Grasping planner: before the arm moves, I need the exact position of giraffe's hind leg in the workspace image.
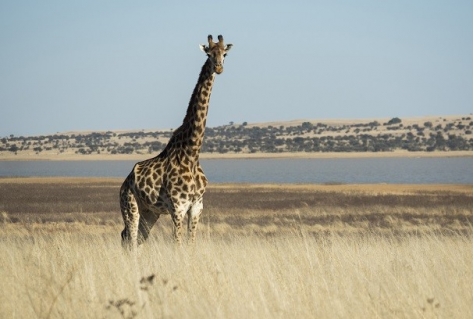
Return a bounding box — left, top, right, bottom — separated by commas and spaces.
137, 209, 160, 245
120, 186, 140, 250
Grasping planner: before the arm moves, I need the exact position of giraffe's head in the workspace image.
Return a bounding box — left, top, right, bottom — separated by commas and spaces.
199, 35, 232, 75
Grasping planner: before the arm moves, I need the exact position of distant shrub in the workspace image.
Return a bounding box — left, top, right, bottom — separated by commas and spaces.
386, 117, 402, 125
8, 145, 18, 152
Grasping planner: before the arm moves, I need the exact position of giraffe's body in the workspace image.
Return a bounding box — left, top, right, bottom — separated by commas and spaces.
120, 35, 232, 248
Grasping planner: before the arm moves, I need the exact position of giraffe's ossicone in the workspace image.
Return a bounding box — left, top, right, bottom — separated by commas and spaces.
120, 35, 232, 248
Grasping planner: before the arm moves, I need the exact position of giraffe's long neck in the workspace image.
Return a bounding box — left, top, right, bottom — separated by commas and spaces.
163, 58, 215, 161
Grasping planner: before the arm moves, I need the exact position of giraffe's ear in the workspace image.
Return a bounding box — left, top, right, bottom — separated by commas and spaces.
225, 44, 233, 52
199, 44, 209, 54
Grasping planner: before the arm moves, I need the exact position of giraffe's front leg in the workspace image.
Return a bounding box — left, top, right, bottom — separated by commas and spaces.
171, 205, 187, 245
187, 197, 203, 244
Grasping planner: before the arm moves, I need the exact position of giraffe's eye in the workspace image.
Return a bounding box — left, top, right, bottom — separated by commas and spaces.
223, 53, 227, 57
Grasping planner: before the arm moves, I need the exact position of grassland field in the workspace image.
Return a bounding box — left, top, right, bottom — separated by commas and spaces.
0, 177, 472, 318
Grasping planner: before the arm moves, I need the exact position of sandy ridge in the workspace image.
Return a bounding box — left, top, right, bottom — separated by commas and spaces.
1, 114, 472, 160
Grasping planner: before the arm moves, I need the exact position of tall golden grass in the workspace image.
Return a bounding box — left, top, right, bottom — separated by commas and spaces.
0, 223, 471, 319
0, 178, 471, 318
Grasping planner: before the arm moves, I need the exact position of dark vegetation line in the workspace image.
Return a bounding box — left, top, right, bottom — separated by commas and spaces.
1, 117, 472, 155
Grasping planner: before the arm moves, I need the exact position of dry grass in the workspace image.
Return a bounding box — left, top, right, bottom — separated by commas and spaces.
0, 226, 471, 318
0, 178, 472, 318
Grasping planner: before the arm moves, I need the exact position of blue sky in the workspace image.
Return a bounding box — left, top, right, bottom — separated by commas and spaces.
0, 1, 472, 137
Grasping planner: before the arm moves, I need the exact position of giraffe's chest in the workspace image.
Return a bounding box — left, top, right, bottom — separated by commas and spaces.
164, 163, 206, 197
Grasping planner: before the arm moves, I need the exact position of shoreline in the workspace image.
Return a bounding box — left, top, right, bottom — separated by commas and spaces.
0, 150, 471, 161
208, 182, 473, 193
0, 177, 471, 193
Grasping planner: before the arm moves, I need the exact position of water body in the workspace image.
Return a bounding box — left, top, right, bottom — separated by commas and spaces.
0, 157, 471, 184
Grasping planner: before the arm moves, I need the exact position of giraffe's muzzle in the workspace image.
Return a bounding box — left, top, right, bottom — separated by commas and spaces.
215, 65, 223, 74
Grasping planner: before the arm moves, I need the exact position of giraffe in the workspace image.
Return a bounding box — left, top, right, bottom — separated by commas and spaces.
119, 35, 232, 248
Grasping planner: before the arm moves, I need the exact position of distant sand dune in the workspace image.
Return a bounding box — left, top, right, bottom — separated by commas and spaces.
1, 114, 472, 160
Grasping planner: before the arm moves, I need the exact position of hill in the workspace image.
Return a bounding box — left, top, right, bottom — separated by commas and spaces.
0, 115, 472, 160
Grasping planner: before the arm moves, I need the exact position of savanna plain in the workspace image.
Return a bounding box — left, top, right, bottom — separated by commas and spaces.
0, 177, 472, 318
